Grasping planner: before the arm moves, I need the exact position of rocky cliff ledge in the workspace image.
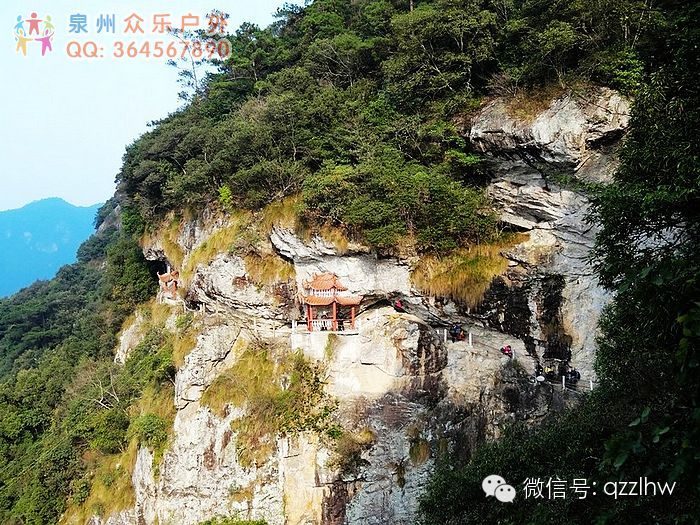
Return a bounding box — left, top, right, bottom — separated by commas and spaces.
95, 88, 629, 525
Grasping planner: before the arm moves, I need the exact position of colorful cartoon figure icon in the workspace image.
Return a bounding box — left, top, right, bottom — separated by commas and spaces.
36, 29, 54, 56
14, 13, 54, 56
15, 29, 32, 56
26, 12, 42, 35
43, 15, 54, 32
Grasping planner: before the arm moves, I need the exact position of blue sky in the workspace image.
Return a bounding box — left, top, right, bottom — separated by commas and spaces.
0, 1, 303, 211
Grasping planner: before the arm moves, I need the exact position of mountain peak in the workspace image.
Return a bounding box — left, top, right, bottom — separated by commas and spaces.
7, 197, 102, 213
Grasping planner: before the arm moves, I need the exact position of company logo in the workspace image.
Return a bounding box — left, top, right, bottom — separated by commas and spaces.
13, 12, 54, 56
482, 474, 516, 503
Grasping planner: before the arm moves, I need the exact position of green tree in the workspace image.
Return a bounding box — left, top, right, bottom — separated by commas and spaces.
385, 0, 498, 104
105, 237, 156, 319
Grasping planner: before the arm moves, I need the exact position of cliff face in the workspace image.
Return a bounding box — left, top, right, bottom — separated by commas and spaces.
95, 88, 629, 525
468, 87, 629, 379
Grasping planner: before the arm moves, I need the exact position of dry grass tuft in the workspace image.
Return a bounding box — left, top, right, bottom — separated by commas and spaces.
261, 195, 303, 233
59, 441, 139, 524
243, 253, 296, 286
318, 224, 350, 254
131, 384, 176, 425
412, 235, 528, 307
330, 428, 376, 476
141, 214, 186, 270
146, 198, 307, 293
181, 218, 248, 283
504, 84, 567, 122
172, 326, 198, 368
199, 339, 250, 418
202, 342, 282, 468
201, 340, 337, 469
324, 333, 340, 361
409, 438, 431, 465
144, 301, 173, 326
229, 481, 256, 505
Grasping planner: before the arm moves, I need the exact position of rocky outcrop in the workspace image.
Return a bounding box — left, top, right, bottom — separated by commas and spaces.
97, 87, 628, 525
270, 227, 413, 299
175, 322, 241, 409
186, 254, 284, 319
115, 312, 146, 365
98, 297, 555, 525
470, 87, 630, 182
458, 87, 630, 379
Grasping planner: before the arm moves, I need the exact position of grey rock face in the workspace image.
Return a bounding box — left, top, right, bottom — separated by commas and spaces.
462, 88, 630, 379
175, 323, 241, 409
470, 87, 630, 182
270, 227, 413, 299
186, 253, 282, 319
115, 312, 146, 365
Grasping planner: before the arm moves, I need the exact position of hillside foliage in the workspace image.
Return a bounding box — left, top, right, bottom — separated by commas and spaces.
115, 0, 654, 251
0, 216, 159, 524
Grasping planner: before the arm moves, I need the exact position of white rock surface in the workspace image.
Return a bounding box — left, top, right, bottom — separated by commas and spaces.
115, 312, 146, 365
271, 227, 413, 298
470, 87, 630, 182
186, 254, 281, 318
175, 323, 241, 409
464, 88, 629, 379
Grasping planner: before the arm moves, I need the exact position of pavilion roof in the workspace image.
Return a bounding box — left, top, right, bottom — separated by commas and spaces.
336, 295, 363, 306
304, 272, 348, 291
303, 294, 363, 306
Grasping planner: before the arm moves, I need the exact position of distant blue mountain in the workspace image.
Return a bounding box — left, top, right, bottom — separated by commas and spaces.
0, 198, 101, 297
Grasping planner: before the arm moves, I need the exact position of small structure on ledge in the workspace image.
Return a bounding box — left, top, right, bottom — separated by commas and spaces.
158, 269, 180, 300
301, 273, 363, 332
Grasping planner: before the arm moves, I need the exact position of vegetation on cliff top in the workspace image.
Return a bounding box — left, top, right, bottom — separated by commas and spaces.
114, 0, 651, 253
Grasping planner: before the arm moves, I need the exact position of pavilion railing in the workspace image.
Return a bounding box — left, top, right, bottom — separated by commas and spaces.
309, 289, 335, 297
294, 319, 358, 333
311, 319, 333, 331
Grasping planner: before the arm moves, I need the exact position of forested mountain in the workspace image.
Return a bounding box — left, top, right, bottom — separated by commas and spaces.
0, 1, 698, 524
0, 199, 101, 297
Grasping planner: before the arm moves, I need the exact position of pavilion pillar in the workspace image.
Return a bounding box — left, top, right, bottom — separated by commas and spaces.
350, 306, 356, 329
332, 301, 338, 331
307, 304, 312, 331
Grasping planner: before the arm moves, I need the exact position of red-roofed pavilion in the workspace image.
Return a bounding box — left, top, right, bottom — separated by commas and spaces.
301, 273, 363, 331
